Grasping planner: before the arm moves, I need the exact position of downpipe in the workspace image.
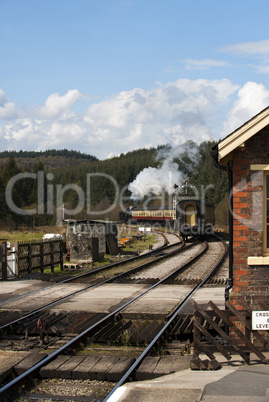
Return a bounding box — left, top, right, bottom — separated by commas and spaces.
225, 160, 233, 304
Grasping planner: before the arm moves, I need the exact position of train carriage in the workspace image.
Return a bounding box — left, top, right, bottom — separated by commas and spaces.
131, 206, 174, 223
119, 206, 174, 224
176, 199, 215, 241
119, 199, 215, 239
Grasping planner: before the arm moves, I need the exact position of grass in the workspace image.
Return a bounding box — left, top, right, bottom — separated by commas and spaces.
117, 224, 160, 255
119, 233, 158, 254
43, 265, 63, 274
0, 225, 66, 242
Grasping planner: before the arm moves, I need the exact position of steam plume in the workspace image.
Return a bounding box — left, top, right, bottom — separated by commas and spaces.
128, 141, 199, 200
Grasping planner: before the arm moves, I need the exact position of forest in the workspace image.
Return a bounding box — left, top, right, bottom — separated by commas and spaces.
0, 149, 98, 161
0, 141, 229, 229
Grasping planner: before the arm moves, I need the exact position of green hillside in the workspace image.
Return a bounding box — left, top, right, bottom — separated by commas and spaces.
0, 149, 98, 170
0, 142, 228, 228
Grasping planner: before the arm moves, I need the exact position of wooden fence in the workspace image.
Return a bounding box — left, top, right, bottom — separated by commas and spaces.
0, 240, 64, 279
191, 300, 269, 370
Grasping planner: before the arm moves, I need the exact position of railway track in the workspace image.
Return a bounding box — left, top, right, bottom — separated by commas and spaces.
0, 231, 170, 302
0, 231, 179, 305
0, 234, 228, 401
0, 233, 182, 329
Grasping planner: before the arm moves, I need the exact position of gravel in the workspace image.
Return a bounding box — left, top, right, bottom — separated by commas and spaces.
131, 242, 206, 280
16, 378, 116, 401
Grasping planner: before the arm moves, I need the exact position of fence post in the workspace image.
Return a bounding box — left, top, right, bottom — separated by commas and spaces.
245, 312, 251, 365
17, 242, 21, 276
50, 241, 54, 273
193, 302, 200, 359
0, 242, 7, 281
13, 241, 19, 276
59, 241, 63, 271
0, 245, 2, 280
40, 242, 44, 273
28, 243, 32, 274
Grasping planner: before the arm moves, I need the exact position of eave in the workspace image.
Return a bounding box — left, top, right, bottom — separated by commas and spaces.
218, 106, 269, 164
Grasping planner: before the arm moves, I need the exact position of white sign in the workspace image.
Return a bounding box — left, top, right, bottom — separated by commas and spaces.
252, 311, 269, 330
139, 227, 151, 232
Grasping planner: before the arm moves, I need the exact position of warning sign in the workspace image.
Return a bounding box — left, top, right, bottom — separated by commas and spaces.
252, 311, 269, 330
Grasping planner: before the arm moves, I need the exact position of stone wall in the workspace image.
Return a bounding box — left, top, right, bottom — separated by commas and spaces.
68, 222, 106, 262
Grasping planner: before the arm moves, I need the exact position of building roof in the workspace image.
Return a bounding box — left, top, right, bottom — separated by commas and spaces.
217, 106, 269, 164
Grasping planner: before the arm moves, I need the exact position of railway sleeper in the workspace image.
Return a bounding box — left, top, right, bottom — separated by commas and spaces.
168, 314, 193, 336
98, 320, 129, 343
144, 321, 167, 344
91, 319, 118, 343
166, 316, 184, 336
1, 311, 49, 335
128, 320, 154, 345
107, 320, 133, 344
39, 354, 192, 382
137, 321, 165, 344
36, 312, 68, 332
63, 312, 94, 333
72, 313, 106, 334
21, 312, 65, 335
0, 310, 23, 327
96, 317, 197, 346
59, 312, 91, 332
22, 314, 68, 336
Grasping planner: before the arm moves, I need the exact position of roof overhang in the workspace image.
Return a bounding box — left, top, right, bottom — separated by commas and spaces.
218, 106, 269, 164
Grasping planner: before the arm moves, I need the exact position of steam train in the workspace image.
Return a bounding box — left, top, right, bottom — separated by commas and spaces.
119, 199, 215, 240
119, 206, 174, 224
176, 199, 215, 241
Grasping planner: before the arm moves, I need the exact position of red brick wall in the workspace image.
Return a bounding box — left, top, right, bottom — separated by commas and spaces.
230, 125, 269, 310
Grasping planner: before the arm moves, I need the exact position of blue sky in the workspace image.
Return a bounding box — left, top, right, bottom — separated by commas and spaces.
1, 0, 269, 159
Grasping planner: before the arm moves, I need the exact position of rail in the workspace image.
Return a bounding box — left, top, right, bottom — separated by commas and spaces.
0, 238, 189, 331
0, 231, 171, 307
104, 235, 228, 400
0, 238, 211, 399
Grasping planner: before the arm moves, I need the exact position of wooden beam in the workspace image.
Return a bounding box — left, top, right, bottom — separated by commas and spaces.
209, 301, 266, 361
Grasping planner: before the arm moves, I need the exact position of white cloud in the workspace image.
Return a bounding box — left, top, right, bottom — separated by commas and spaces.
4, 118, 34, 141
1, 79, 263, 159
38, 89, 82, 119
256, 65, 269, 74
0, 90, 7, 106
82, 78, 238, 157
0, 89, 18, 119
184, 59, 228, 70
221, 81, 269, 136
221, 39, 269, 57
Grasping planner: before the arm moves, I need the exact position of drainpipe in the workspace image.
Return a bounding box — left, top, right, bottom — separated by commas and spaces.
225, 160, 233, 303
211, 147, 233, 303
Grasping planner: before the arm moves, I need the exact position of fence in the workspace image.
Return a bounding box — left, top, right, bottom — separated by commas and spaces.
191, 300, 269, 370
0, 240, 64, 279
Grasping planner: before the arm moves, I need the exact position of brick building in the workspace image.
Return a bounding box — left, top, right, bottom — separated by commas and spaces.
213, 106, 269, 310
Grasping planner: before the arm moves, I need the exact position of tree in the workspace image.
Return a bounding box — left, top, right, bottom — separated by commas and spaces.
189, 141, 228, 205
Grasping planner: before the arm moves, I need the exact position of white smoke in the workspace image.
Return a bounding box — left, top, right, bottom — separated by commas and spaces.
128, 141, 200, 200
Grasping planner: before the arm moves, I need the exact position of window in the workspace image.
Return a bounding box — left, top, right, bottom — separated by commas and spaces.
248, 165, 269, 264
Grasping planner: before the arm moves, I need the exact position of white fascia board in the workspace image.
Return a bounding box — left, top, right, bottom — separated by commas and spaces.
218, 108, 269, 162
